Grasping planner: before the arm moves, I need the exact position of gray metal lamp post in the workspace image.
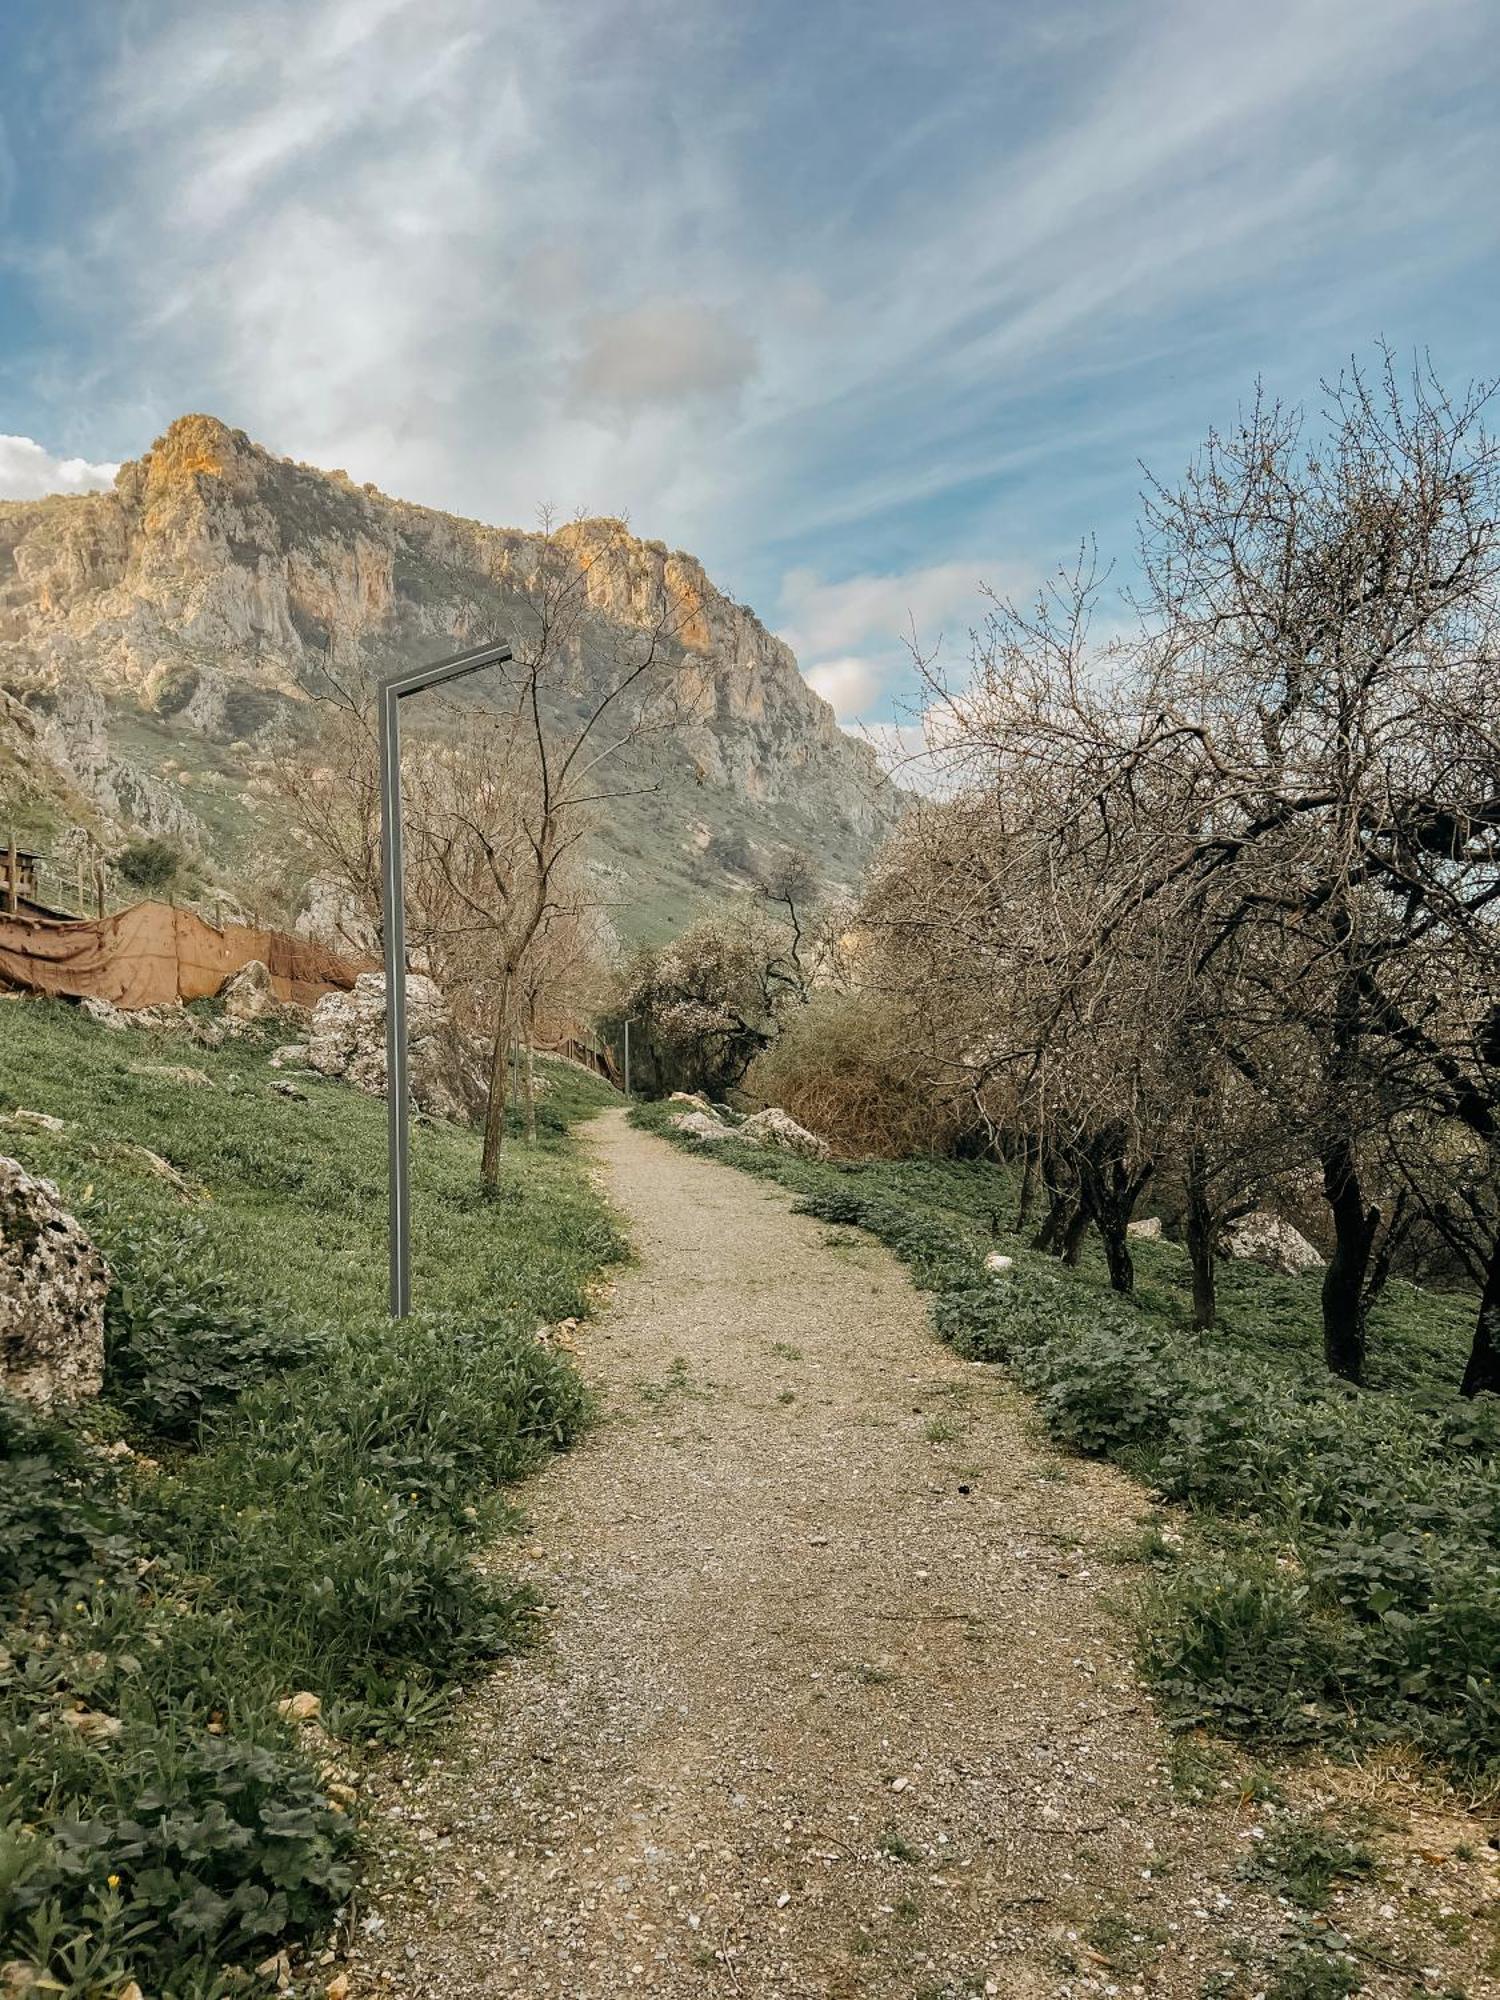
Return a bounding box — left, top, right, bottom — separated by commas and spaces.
379, 639, 513, 1318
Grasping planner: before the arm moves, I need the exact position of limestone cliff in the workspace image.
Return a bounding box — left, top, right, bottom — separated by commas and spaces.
0, 416, 898, 931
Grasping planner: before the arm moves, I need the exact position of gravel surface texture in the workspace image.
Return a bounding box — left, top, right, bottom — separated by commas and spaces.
349, 1112, 1467, 1998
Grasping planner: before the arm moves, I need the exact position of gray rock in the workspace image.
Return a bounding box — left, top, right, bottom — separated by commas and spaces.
1223, 1210, 1324, 1277
305, 973, 487, 1125
739, 1107, 831, 1161
127, 1063, 214, 1087
0, 1155, 109, 1409
78, 995, 130, 1031
1127, 1216, 1163, 1240
219, 958, 276, 1021
671, 1110, 735, 1144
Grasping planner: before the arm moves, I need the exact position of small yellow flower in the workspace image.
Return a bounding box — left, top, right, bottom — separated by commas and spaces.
107, 1873, 120, 1889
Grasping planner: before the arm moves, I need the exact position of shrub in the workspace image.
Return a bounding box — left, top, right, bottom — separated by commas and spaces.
103, 1219, 324, 1442
114, 837, 184, 895
747, 993, 969, 1158
0, 1395, 138, 1599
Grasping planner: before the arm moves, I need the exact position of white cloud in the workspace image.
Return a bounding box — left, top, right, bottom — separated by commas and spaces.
779, 560, 988, 661
0, 436, 119, 500
803, 655, 884, 720
7, 0, 1497, 685
780, 560, 1005, 722
569, 301, 758, 417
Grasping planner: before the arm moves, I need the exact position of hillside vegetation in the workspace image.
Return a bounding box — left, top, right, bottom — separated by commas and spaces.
0, 999, 623, 1997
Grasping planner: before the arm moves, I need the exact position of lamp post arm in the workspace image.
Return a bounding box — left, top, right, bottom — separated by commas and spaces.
379, 640, 513, 1318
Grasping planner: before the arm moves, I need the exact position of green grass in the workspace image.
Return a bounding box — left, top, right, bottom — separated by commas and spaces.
632, 1100, 1500, 1792
0, 999, 625, 1995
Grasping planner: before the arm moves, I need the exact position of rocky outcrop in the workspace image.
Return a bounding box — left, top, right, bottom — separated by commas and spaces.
739, 1107, 831, 1160
671, 1109, 735, 1145
305, 972, 486, 1125
0, 1156, 109, 1407
0, 415, 902, 914
1223, 1210, 1325, 1278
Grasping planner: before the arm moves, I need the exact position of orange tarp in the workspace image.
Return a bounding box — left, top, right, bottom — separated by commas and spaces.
0, 901, 365, 1012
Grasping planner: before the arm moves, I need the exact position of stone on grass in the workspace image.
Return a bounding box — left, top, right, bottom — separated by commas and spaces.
740, 1107, 831, 1161
306, 972, 487, 1125
984, 1251, 1015, 1275
1223, 1209, 1325, 1277
0, 1155, 109, 1409
128, 1062, 214, 1088
78, 995, 130, 1031
672, 1109, 734, 1144
1127, 1216, 1163, 1240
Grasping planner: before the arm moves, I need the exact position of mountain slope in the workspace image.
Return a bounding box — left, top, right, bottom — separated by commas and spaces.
0, 415, 898, 936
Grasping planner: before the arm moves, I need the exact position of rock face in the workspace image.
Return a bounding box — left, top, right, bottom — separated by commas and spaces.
739, 1107, 831, 1161
1223, 1210, 1325, 1278
0, 414, 902, 919
0, 1156, 109, 1408
306, 972, 487, 1125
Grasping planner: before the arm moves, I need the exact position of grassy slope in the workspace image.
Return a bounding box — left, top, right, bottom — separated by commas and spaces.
0, 999, 624, 1997
631, 1104, 1499, 1790
0, 999, 619, 1326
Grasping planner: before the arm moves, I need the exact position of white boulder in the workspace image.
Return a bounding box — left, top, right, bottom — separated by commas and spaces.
1127, 1216, 1163, 1241
671, 1110, 734, 1144
219, 958, 277, 1022
0, 1155, 109, 1409
984, 1251, 1015, 1276
305, 973, 487, 1125
739, 1108, 831, 1161
1223, 1209, 1325, 1277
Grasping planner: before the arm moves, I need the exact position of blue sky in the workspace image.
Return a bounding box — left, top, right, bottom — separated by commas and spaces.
2, 0, 1497, 736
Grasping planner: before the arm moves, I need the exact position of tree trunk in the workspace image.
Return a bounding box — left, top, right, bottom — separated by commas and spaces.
1184, 1146, 1217, 1330
479, 979, 513, 1188
1319, 1136, 1378, 1384
1033, 1195, 1070, 1254
1461, 1225, 1500, 1398
1099, 1219, 1134, 1294
1014, 1133, 1039, 1230
1033, 1140, 1077, 1255
1060, 1197, 1092, 1267
524, 1035, 538, 1145
1076, 1131, 1151, 1294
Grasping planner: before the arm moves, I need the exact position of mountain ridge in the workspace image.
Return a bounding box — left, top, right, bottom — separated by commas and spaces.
0, 415, 899, 937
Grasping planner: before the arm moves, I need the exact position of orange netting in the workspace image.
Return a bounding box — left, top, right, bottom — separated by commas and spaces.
0, 901, 366, 1011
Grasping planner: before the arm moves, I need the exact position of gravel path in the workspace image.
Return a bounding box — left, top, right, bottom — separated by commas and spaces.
353, 1112, 1274, 1997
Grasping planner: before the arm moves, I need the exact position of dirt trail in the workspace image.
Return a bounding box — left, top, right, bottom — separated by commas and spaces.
355, 1111, 1262, 1997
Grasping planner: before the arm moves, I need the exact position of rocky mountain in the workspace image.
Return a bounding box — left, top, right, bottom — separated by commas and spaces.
0, 415, 899, 938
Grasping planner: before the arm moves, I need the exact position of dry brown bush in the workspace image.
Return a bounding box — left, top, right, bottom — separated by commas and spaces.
746, 993, 968, 1160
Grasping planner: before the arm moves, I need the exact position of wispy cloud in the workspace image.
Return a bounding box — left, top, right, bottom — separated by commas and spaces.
2, 0, 1496, 714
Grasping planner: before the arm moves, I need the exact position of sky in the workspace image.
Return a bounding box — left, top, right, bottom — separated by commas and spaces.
1, 0, 1497, 740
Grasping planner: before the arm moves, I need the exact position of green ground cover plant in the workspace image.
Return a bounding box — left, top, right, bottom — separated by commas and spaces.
0, 1000, 623, 1995
631, 1101, 1500, 1792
